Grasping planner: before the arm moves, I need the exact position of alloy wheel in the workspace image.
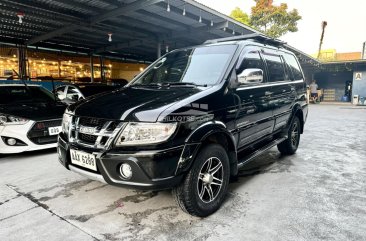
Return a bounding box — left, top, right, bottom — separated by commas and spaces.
197, 157, 224, 203
291, 122, 299, 147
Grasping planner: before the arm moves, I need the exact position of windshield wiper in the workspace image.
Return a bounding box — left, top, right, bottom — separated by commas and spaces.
161, 82, 208, 87
132, 82, 208, 88
132, 83, 163, 87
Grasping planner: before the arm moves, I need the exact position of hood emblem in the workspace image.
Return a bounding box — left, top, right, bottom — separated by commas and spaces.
79, 125, 97, 135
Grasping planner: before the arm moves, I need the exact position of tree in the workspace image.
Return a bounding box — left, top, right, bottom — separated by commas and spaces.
249, 0, 301, 38
230, 7, 250, 26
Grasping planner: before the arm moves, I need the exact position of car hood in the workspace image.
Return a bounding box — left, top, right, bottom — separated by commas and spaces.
0, 102, 66, 121
69, 86, 203, 122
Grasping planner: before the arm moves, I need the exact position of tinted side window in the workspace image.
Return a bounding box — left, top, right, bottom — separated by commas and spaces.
67, 87, 79, 94
283, 53, 303, 80
237, 50, 265, 79
56, 86, 65, 92
263, 53, 286, 82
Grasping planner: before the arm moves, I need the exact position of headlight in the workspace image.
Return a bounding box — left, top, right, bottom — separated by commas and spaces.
0, 114, 29, 125
62, 113, 73, 134
115, 122, 177, 146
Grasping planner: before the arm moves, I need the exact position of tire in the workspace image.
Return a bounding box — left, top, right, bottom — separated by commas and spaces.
277, 115, 301, 155
172, 144, 230, 217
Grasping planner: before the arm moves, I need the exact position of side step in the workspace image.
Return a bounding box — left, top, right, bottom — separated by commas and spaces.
237, 136, 287, 169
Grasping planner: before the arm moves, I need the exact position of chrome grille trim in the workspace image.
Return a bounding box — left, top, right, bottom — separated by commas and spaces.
68, 116, 125, 150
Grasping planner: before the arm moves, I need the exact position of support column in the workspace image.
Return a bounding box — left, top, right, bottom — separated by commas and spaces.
157, 42, 161, 59
99, 56, 105, 81
90, 54, 94, 83
27, 58, 30, 80
17, 46, 27, 79
58, 60, 61, 78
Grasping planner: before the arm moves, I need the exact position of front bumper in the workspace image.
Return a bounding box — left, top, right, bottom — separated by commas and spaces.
0, 121, 57, 154
57, 133, 185, 190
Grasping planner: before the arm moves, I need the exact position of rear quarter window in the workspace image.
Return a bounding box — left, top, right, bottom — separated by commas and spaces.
283, 53, 304, 81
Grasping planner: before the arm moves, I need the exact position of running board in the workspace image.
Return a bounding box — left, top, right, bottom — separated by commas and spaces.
237, 136, 287, 169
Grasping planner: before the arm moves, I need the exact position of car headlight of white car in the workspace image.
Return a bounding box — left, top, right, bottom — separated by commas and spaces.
0, 113, 29, 125
115, 122, 177, 146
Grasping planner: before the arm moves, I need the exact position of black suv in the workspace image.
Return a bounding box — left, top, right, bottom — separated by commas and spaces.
58, 34, 308, 217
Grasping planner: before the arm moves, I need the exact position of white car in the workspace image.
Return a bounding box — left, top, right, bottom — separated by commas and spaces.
54, 84, 120, 105
0, 84, 66, 154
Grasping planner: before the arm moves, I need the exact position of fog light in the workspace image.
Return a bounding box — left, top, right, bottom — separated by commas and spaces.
119, 163, 132, 180
57, 147, 62, 158
7, 138, 17, 146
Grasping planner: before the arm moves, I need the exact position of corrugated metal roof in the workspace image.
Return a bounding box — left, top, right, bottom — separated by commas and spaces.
0, 0, 262, 61
0, 0, 319, 66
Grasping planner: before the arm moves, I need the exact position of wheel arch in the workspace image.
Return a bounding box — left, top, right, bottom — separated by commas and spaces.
291, 104, 304, 134
177, 122, 238, 176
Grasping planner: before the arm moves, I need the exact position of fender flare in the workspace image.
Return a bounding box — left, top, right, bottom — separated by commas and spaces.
175, 121, 238, 175
289, 103, 305, 133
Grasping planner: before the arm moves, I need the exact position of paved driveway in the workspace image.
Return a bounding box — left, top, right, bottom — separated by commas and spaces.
1, 104, 365, 241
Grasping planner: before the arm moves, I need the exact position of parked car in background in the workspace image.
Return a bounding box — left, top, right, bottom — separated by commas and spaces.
58, 34, 308, 217
0, 84, 66, 154
54, 83, 121, 104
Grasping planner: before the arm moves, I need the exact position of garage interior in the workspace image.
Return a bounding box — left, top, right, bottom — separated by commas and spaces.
1, 0, 366, 240
0, 0, 319, 84
312, 60, 366, 103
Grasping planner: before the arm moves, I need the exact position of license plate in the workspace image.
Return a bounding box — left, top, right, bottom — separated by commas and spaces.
70, 149, 97, 171
48, 126, 62, 136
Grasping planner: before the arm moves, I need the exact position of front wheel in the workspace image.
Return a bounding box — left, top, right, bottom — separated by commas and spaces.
277, 116, 301, 155
172, 144, 230, 217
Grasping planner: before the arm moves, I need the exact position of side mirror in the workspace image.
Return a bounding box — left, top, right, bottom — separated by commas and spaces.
237, 68, 263, 85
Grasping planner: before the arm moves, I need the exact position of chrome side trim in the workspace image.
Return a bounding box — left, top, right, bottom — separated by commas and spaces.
69, 165, 107, 184
237, 80, 303, 90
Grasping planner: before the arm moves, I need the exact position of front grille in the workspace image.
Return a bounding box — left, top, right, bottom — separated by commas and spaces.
79, 133, 98, 144
106, 121, 118, 131
69, 116, 124, 149
28, 119, 62, 145
79, 117, 105, 130
29, 135, 58, 145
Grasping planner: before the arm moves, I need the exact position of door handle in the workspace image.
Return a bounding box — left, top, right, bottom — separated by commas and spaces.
265, 91, 273, 96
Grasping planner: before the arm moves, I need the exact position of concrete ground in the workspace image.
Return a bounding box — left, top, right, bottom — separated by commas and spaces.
0, 104, 365, 241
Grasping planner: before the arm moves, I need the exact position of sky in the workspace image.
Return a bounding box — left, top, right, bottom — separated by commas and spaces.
196, 0, 366, 55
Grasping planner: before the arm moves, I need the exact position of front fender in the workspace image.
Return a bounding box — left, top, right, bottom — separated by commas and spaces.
175, 121, 237, 175
288, 103, 305, 134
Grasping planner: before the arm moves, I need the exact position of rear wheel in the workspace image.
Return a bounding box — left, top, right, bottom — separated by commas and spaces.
172, 144, 230, 217
277, 116, 301, 155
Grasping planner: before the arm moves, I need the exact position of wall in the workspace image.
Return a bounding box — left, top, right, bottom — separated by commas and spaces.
352, 71, 366, 98
311, 49, 362, 62
336, 52, 362, 61
314, 71, 353, 101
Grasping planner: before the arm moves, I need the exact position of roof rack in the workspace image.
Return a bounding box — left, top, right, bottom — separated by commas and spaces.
204, 33, 286, 46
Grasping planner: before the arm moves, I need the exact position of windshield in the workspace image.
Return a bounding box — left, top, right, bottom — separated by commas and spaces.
131, 44, 237, 86
0, 86, 56, 104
